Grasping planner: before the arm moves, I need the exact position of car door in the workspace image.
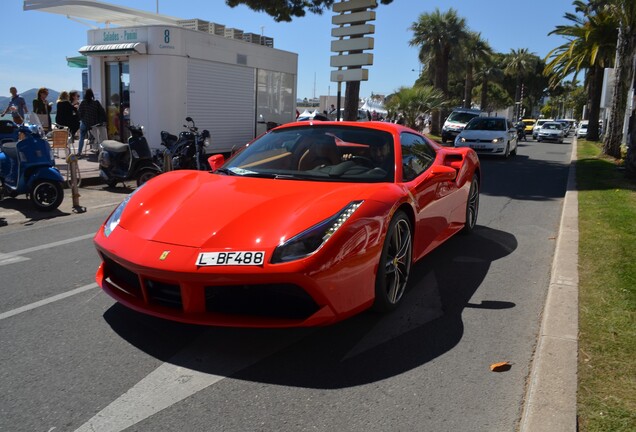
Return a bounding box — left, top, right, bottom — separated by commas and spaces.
507, 120, 517, 149
400, 132, 458, 260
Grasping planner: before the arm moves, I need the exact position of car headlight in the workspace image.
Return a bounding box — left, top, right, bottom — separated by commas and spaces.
492, 137, 505, 143
271, 201, 363, 263
103, 184, 146, 237
460, 137, 467, 143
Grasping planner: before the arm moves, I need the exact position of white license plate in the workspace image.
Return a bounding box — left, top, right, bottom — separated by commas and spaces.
196, 251, 265, 266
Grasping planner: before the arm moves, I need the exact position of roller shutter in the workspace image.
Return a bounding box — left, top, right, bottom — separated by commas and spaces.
187, 58, 255, 152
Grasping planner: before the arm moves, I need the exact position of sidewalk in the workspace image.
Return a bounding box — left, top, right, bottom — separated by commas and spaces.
52, 147, 103, 187
519, 138, 579, 431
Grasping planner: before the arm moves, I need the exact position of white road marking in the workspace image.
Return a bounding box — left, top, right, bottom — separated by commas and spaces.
0, 283, 98, 321
74, 328, 309, 432
0, 233, 94, 267
0, 252, 29, 265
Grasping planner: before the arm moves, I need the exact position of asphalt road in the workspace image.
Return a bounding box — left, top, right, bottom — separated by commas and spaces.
0, 135, 572, 432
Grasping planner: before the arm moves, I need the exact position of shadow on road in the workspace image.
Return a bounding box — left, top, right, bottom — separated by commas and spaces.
103, 225, 517, 389
0, 197, 69, 226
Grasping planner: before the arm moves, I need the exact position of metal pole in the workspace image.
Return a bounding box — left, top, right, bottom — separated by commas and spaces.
337, 82, 342, 121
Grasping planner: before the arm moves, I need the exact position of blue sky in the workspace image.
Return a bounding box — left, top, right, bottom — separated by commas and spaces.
2, 0, 577, 100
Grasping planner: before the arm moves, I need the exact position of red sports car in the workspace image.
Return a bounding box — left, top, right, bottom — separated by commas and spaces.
94, 121, 480, 327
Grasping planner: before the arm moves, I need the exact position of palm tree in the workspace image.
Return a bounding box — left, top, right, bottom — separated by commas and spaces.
544, 1, 617, 141
504, 48, 537, 120
602, 0, 636, 160
461, 32, 493, 109
409, 8, 468, 134
474, 61, 505, 113
385, 86, 445, 130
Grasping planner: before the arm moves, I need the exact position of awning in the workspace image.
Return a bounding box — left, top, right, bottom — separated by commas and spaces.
66, 55, 87, 68
23, 0, 179, 27
79, 42, 146, 56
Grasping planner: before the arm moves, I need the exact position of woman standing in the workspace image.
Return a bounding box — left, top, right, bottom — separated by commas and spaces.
33, 87, 52, 131
55, 91, 80, 141
77, 88, 106, 157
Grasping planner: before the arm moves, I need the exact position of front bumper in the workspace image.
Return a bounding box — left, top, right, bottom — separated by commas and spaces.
93, 223, 381, 328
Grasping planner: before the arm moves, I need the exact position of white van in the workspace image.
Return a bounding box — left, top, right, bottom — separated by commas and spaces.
441, 108, 482, 143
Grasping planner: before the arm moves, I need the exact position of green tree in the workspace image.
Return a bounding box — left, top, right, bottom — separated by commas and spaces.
474, 56, 505, 113
409, 8, 468, 134
226, 0, 393, 22
461, 32, 493, 109
504, 48, 537, 120
385, 86, 446, 129
602, 0, 636, 161
544, 0, 617, 141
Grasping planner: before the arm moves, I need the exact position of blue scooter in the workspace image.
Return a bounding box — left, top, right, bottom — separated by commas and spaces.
0, 123, 65, 211
0, 119, 19, 144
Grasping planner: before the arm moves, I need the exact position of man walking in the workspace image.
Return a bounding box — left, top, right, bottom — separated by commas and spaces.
1, 87, 28, 124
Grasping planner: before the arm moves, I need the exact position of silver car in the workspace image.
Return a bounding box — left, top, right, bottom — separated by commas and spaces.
537, 121, 565, 143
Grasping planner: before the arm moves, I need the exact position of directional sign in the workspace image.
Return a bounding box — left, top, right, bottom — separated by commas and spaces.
330, 53, 373, 67
331, 69, 369, 82
330, 0, 377, 83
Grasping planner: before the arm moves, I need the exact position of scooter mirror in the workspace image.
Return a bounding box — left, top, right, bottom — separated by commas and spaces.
208, 154, 225, 171
186, 117, 193, 122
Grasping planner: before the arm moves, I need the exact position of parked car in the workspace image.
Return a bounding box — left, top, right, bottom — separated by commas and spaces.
441, 108, 482, 143
454, 116, 518, 158
555, 119, 576, 136
576, 120, 588, 138
532, 118, 554, 139
537, 121, 565, 143
93, 121, 481, 327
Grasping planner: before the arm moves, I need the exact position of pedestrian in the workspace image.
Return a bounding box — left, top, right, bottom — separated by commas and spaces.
33, 87, 53, 131
1, 87, 28, 124
55, 91, 80, 141
77, 88, 107, 157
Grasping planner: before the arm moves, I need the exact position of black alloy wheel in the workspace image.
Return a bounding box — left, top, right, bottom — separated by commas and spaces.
462, 177, 480, 234
374, 211, 413, 312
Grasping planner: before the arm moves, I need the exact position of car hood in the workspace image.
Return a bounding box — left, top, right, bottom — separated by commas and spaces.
118, 170, 384, 249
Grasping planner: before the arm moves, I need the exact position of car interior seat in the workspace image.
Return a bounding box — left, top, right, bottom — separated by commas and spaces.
297, 134, 341, 170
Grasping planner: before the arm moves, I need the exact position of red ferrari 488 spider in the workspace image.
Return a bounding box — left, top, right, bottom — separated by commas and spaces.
94, 121, 480, 327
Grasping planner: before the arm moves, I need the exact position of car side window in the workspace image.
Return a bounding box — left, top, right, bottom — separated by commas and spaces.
400, 132, 437, 182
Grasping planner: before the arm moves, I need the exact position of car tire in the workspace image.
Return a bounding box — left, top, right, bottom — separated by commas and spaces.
373, 211, 412, 312
504, 143, 510, 158
461, 176, 480, 234
511, 141, 517, 156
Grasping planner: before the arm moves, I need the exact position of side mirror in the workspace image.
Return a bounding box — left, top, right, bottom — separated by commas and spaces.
208, 154, 225, 171
185, 116, 193, 122
429, 164, 457, 181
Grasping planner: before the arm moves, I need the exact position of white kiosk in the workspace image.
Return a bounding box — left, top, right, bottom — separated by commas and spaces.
24, 1, 298, 153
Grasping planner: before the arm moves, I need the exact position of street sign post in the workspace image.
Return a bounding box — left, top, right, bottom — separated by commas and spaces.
331, 0, 377, 120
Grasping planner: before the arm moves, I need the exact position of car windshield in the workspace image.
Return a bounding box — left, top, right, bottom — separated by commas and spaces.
464, 118, 506, 131
447, 111, 480, 123
221, 125, 395, 183
543, 123, 562, 130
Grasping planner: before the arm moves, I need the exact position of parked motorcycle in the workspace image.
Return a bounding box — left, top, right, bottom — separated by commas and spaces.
160, 117, 210, 172
516, 121, 527, 141
98, 124, 161, 188
0, 122, 64, 211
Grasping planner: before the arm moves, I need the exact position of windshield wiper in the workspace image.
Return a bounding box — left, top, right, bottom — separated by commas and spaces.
215, 168, 238, 176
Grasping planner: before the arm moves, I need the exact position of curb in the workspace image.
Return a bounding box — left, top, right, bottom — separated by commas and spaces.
519, 138, 579, 431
